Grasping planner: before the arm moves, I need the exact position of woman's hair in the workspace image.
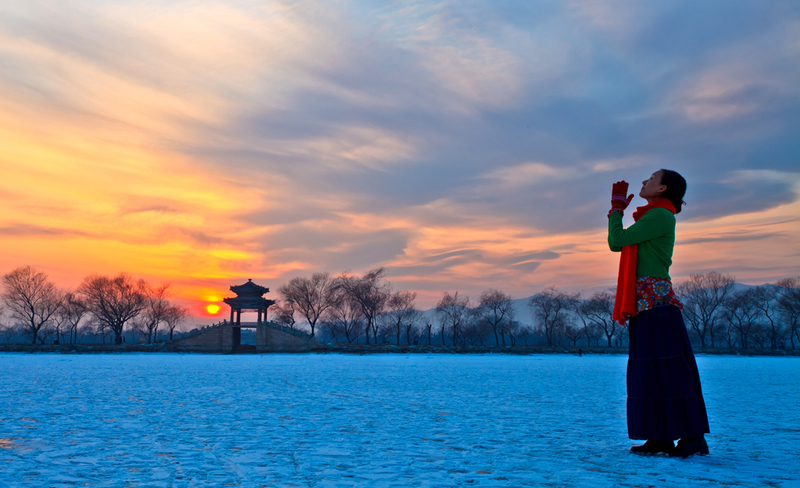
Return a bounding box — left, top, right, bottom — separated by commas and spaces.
659, 169, 687, 214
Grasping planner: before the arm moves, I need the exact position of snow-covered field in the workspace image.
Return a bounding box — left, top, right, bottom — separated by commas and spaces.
1, 353, 798, 488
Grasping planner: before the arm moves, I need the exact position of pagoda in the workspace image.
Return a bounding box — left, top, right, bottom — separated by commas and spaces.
223, 279, 275, 325
170, 279, 311, 352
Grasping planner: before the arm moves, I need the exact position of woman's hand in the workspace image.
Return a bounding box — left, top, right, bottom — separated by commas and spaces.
610, 180, 634, 215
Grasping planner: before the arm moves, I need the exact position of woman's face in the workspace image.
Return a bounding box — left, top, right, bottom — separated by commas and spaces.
639, 170, 667, 201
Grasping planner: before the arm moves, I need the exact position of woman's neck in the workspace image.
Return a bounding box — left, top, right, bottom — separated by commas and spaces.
645, 194, 664, 204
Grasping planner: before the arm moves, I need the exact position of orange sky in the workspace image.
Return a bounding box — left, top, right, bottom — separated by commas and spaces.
1, 1, 799, 324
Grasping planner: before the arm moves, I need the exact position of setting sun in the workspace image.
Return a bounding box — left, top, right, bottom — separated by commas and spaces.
206, 304, 221, 315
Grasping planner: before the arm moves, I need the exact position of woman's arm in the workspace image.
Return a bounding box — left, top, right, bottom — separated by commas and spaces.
608, 209, 673, 250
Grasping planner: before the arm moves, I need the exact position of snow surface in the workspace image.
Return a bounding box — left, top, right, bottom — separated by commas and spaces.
1, 353, 798, 487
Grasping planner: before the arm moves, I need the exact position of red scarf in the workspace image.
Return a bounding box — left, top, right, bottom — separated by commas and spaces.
612, 198, 677, 325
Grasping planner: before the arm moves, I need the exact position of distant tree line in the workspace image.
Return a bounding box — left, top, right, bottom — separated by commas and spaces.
272, 269, 800, 350
1, 266, 188, 345
270, 268, 633, 348
4, 265, 798, 351
524, 272, 800, 350
676, 273, 800, 350
271, 268, 525, 346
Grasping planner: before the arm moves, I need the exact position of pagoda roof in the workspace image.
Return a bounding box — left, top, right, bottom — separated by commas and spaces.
223, 296, 275, 309
229, 279, 269, 297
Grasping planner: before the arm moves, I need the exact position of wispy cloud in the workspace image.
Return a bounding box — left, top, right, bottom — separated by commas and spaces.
0, 224, 92, 237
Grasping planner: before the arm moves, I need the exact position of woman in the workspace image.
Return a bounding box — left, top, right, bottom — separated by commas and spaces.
607, 169, 710, 458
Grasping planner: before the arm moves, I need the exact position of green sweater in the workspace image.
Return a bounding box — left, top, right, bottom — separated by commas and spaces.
608, 208, 675, 280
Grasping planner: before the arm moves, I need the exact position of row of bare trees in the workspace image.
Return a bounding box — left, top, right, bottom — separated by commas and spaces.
273, 269, 530, 346
526, 273, 800, 350
270, 270, 658, 348
273, 269, 774, 349
274, 268, 415, 345
433, 290, 533, 346
1, 266, 188, 345
6, 264, 797, 350
678, 273, 800, 349
527, 287, 621, 347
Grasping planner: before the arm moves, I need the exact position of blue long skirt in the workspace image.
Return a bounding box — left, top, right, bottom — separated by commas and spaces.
627, 305, 710, 441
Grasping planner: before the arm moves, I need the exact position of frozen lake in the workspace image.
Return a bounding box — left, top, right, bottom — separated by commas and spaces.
1, 353, 798, 487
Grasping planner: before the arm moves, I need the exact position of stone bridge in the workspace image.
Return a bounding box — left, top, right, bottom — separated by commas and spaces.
170, 321, 314, 353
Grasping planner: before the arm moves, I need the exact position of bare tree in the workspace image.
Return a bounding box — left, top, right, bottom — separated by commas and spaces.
279, 272, 336, 337
37, 322, 55, 343
720, 289, 759, 349
718, 319, 738, 349
476, 289, 515, 346
776, 277, 800, 349
383, 291, 421, 345
319, 308, 344, 342
137, 284, 172, 343
321, 290, 363, 344
436, 291, 470, 347
573, 294, 590, 345
405, 314, 421, 345
130, 320, 148, 343
51, 297, 71, 344
503, 319, 525, 346
78, 321, 95, 343
581, 291, 617, 347
319, 319, 342, 342
79, 273, 148, 345
750, 286, 783, 349
564, 322, 583, 347
574, 296, 605, 347
750, 322, 770, 348
616, 324, 630, 347
2, 266, 64, 344
0, 308, 21, 344
59, 292, 89, 344
518, 323, 533, 346
460, 309, 493, 346
568, 292, 602, 347
164, 304, 189, 341
1, 323, 19, 344
424, 323, 433, 345
376, 323, 393, 344
529, 287, 577, 347
270, 299, 297, 329
334, 268, 391, 344
90, 317, 113, 344
677, 272, 736, 348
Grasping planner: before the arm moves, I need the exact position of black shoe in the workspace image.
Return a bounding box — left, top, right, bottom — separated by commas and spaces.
630, 440, 674, 455
668, 437, 709, 458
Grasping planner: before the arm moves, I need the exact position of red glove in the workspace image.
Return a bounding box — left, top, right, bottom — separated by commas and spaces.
610, 181, 634, 215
